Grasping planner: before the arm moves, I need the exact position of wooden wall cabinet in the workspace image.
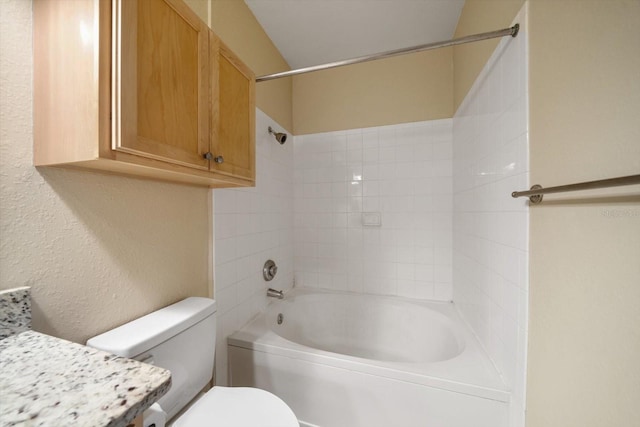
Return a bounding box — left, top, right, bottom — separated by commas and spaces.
34, 0, 255, 188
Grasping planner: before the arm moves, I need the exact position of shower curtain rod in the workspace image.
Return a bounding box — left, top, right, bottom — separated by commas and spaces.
256, 24, 519, 82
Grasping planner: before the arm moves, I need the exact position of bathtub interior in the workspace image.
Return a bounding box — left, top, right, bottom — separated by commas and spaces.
267, 293, 465, 363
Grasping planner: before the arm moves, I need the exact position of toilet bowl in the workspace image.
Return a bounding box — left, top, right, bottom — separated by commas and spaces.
173, 387, 297, 427
87, 297, 297, 427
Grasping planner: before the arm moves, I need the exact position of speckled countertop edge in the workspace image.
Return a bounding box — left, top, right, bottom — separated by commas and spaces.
0, 287, 31, 340
0, 331, 172, 427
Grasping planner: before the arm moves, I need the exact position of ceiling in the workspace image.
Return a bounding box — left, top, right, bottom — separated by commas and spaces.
244, 0, 466, 70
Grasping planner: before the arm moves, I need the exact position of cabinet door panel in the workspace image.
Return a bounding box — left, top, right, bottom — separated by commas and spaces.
211, 40, 255, 181
115, 0, 209, 170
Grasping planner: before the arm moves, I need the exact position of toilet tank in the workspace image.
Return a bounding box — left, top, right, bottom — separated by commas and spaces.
87, 297, 217, 421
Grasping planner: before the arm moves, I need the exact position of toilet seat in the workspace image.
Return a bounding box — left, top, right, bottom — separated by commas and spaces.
172, 386, 298, 427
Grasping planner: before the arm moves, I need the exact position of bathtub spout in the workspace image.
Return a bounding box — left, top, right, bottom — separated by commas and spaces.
267, 288, 284, 299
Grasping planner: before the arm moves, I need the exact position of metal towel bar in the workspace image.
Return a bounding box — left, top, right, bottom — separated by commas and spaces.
512, 174, 640, 204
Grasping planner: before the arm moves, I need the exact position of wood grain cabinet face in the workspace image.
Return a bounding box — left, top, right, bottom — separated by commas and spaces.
210, 37, 256, 181
115, 0, 210, 170
34, 0, 256, 188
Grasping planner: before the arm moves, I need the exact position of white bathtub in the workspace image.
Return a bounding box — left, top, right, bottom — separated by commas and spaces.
228, 289, 510, 427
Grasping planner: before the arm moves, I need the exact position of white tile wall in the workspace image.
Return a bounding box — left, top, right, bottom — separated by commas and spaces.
293, 119, 453, 300
213, 10, 529, 424
212, 109, 294, 385
453, 5, 529, 427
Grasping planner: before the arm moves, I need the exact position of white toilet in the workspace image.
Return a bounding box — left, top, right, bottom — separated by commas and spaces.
87, 297, 298, 427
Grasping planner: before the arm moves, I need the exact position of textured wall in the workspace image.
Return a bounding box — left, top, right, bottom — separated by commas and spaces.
0, 0, 210, 345
526, 1, 640, 425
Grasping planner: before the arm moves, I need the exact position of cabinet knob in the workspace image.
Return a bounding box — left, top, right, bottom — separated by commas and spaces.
203, 153, 224, 164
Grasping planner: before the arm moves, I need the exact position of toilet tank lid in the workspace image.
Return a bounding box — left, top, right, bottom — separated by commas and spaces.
87, 297, 216, 358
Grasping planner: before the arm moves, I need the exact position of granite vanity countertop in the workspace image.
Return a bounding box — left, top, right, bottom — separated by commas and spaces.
0, 330, 171, 427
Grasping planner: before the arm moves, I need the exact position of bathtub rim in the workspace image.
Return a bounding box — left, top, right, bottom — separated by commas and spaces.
228, 287, 510, 403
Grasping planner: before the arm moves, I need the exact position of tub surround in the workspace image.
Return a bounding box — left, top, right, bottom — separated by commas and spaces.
0, 287, 31, 340
293, 119, 454, 301
453, 5, 529, 426
213, 108, 294, 386
0, 287, 171, 427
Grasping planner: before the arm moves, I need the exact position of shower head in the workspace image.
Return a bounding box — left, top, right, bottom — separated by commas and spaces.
268, 126, 287, 144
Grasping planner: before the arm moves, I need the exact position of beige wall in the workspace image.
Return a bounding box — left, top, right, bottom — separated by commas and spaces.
527, 1, 640, 425
452, 0, 525, 112
183, 0, 209, 25
293, 0, 526, 135
0, 0, 210, 345
210, 0, 293, 132
292, 49, 453, 135
208, 1, 452, 136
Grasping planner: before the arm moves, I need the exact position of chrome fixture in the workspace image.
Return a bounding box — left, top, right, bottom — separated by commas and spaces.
263, 259, 278, 281
511, 174, 640, 204
267, 288, 284, 299
257, 24, 519, 82
268, 126, 287, 144
277, 313, 284, 325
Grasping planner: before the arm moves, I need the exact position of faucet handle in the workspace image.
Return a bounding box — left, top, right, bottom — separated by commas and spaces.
269, 264, 278, 276
263, 260, 278, 281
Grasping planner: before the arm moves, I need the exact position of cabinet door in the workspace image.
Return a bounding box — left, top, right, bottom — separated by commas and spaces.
210, 36, 256, 181
114, 0, 210, 170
